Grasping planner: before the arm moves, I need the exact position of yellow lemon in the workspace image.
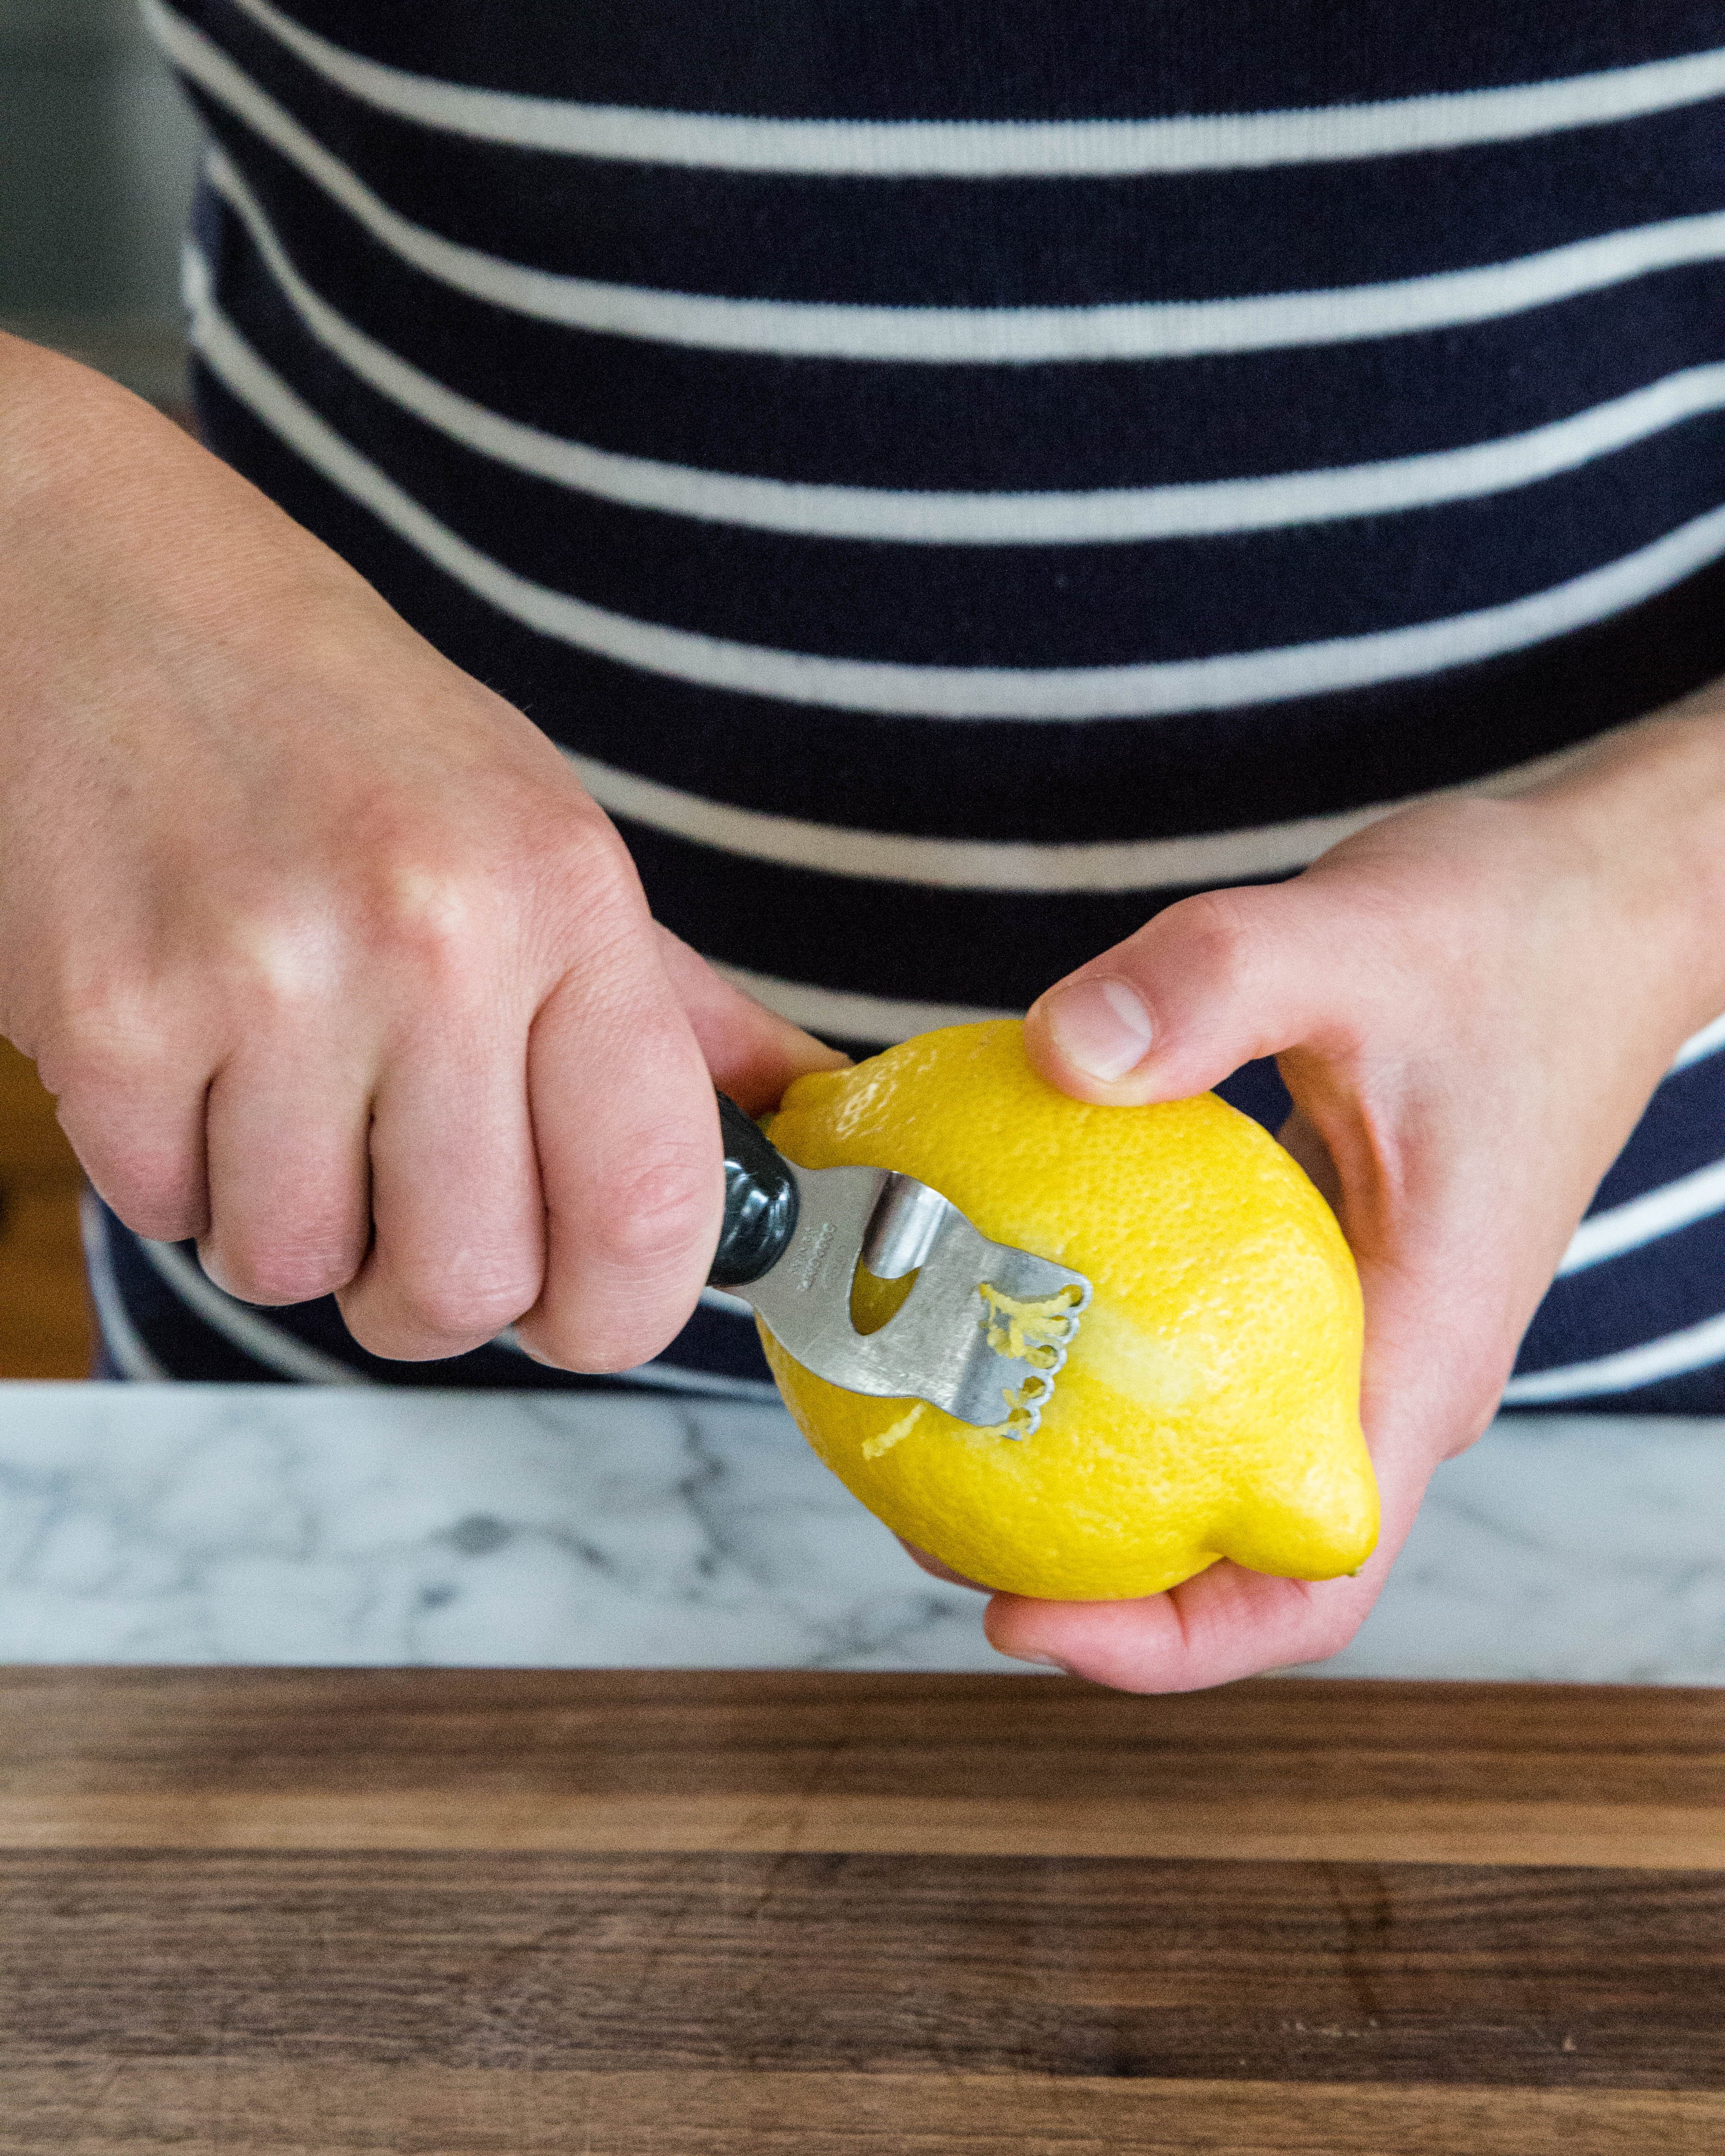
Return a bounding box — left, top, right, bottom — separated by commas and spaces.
760, 1019, 1376, 1601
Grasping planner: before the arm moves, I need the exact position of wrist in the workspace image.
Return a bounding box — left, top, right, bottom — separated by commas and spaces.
1519, 700, 1725, 1056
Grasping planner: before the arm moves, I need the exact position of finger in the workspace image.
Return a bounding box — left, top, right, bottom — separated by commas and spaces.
1023, 883, 1366, 1107
985, 1565, 1384, 1693
515, 916, 724, 1375
653, 926, 848, 1113
45, 1017, 212, 1243
200, 1034, 374, 1305
337, 1006, 544, 1361
983, 1413, 1435, 1691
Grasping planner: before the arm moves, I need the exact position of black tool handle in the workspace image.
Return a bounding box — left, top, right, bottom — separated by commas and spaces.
709, 1092, 801, 1288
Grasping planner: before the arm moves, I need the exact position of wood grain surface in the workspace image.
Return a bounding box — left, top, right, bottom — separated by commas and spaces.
1, 1668, 1720, 2152
0, 1037, 90, 1380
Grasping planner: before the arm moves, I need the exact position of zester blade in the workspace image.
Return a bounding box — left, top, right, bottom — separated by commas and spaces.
729, 1159, 1091, 1436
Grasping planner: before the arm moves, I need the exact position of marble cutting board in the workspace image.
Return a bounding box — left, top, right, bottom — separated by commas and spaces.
0, 1383, 1721, 1679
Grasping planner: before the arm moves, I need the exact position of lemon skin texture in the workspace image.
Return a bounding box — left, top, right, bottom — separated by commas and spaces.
760, 1021, 1377, 1602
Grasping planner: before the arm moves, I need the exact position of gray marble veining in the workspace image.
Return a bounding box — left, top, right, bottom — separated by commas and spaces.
0, 1386, 1004, 1670
0, 1383, 1720, 1680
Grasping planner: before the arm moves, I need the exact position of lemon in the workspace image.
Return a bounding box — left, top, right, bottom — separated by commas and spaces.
760, 1020, 1377, 1601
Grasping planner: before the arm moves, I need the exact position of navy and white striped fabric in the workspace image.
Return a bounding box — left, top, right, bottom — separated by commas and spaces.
97, 0, 1725, 1408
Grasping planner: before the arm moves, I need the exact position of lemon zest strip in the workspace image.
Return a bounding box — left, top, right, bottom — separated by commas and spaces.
862, 1402, 925, 1459
979, 1373, 1055, 1441
976, 1281, 1084, 1368
973, 1283, 1085, 1438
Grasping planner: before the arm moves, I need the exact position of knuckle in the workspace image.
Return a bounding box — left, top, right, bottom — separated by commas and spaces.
319, 801, 500, 975
523, 1147, 719, 1373
585, 1149, 720, 1281
520, 1302, 675, 1377
220, 915, 352, 1029
1161, 887, 1261, 991
388, 1262, 539, 1345
365, 864, 495, 985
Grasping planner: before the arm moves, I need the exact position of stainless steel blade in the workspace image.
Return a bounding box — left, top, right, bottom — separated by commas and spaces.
731, 1159, 1091, 1435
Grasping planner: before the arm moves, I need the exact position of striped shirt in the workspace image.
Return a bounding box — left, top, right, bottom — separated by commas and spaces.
96, 0, 1725, 1408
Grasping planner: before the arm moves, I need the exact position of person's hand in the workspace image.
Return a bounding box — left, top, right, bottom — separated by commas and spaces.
0, 335, 840, 1369
965, 708, 1725, 1688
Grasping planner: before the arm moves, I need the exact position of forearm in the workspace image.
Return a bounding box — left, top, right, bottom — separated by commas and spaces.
0, 331, 384, 746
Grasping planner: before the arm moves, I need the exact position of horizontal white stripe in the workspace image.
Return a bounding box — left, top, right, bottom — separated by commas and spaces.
138, 1234, 371, 1383
146, 1235, 746, 1388
496, 1328, 781, 1399
208, 148, 1725, 549
179, 275, 1725, 724
215, 0, 1725, 174
113, 1217, 771, 1388
122, 1250, 772, 1389
79, 1191, 170, 1380
713, 964, 1016, 1044
604, 1361, 782, 1401
156, 3, 1725, 363
1672, 1011, 1725, 1070
1502, 1308, 1725, 1403
562, 741, 1594, 893
1559, 1156, 1725, 1276
700, 1285, 758, 1320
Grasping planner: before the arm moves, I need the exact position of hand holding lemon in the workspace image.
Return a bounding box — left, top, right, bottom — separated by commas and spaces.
763, 776, 1718, 1692
764, 1020, 1376, 1602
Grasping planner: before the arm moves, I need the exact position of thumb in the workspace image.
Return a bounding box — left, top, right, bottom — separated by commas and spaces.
1024, 884, 1358, 1106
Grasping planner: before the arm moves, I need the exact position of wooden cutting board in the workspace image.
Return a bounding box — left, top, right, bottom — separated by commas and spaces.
1, 1668, 1720, 2152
